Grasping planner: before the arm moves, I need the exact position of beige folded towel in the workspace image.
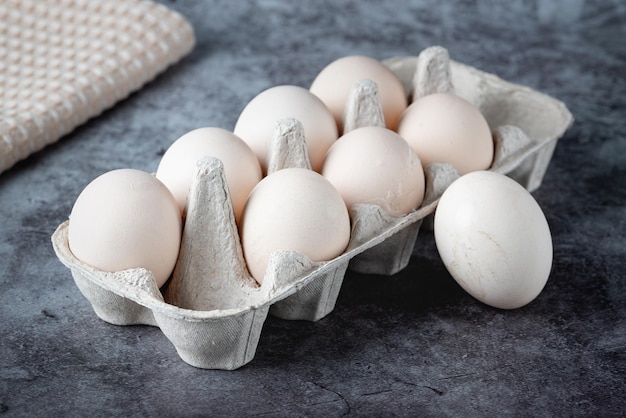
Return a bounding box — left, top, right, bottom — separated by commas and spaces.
0, 0, 195, 175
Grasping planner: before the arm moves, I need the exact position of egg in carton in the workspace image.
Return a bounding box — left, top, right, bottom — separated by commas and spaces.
51, 46, 573, 370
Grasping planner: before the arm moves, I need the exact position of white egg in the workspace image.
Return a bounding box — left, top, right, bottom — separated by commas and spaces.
155, 127, 262, 224
434, 171, 552, 309
310, 55, 408, 132
233, 85, 338, 174
240, 168, 351, 284
397, 93, 494, 174
322, 126, 425, 217
68, 169, 182, 288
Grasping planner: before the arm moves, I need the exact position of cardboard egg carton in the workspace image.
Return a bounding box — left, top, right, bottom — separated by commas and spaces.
51, 46, 573, 370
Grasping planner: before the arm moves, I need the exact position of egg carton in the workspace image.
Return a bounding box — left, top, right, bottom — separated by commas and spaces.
51, 46, 573, 370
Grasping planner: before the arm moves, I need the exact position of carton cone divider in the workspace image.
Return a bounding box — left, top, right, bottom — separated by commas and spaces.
342, 79, 386, 133
266, 118, 312, 173
413, 45, 454, 100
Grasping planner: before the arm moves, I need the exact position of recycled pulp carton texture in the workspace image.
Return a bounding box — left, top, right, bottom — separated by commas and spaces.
51, 46, 574, 370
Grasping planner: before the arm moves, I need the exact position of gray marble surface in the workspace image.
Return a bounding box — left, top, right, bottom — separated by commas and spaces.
1, 0, 625, 416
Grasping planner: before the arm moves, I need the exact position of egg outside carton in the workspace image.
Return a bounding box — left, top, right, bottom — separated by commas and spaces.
51, 46, 573, 370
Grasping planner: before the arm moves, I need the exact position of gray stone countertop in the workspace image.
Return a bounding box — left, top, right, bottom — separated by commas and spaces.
1, 0, 624, 416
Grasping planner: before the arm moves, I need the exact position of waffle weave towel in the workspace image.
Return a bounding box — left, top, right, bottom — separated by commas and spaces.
0, 0, 195, 174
